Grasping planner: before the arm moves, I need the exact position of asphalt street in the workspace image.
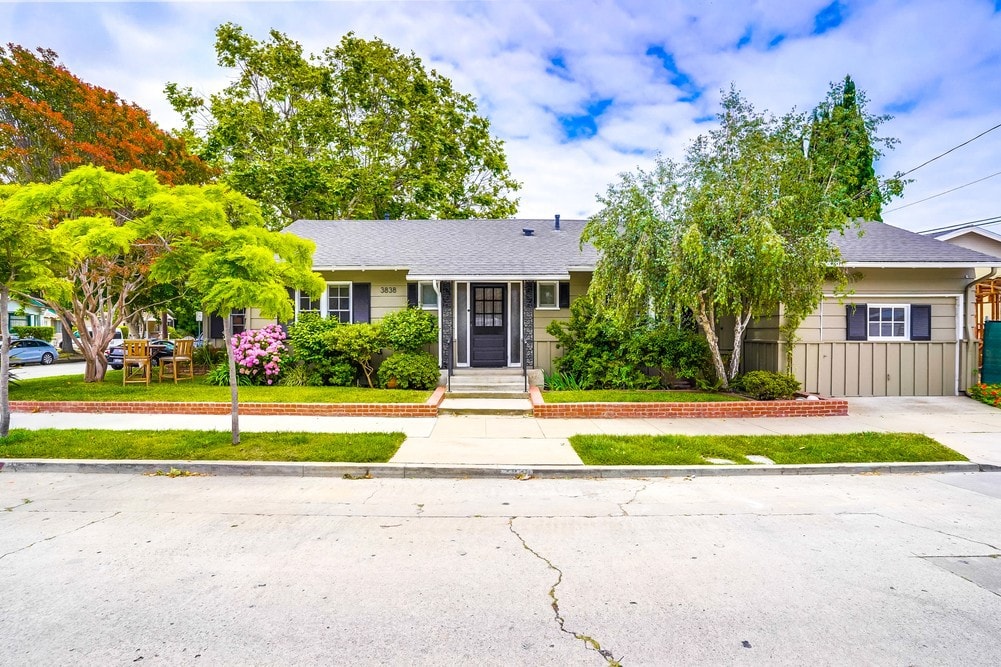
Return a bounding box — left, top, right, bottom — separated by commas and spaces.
1, 471, 1000, 665
10, 359, 86, 380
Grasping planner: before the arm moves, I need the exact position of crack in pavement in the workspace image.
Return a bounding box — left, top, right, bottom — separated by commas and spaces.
0, 511, 121, 561
508, 517, 622, 666
847, 512, 1001, 552
617, 482, 650, 517
916, 554, 1001, 599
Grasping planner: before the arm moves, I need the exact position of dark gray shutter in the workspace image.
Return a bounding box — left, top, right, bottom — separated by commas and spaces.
407, 283, 418, 308
846, 304, 867, 341
910, 304, 932, 341
209, 314, 224, 339
353, 283, 371, 323
558, 282, 570, 309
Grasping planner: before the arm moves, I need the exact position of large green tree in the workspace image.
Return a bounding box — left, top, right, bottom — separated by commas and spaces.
167, 23, 520, 229
0, 185, 70, 437
808, 75, 902, 221
584, 89, 896, 388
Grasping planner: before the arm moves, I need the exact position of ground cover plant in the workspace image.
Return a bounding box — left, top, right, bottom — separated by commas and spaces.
0, 429, 405, 462
10, 374, 432, 403
569, 432, 965, 466
967, 383, 1001, 407
542, 390, 744, 403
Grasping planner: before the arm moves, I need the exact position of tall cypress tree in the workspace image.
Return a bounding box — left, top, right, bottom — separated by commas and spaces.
808, 75, 893, 222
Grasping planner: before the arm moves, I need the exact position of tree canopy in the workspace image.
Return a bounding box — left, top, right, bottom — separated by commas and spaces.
167, 23, 520, 229
584, 87, 897, 388
0, 43, 212, 186
808, 74, 902, 221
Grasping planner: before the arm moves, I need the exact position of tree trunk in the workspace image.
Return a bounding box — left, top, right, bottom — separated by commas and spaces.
1, 286, 11, 438
727, 309, 753, 381
693, 291, 729, 389
160, 311, 169, 339
224, 316, 240, 445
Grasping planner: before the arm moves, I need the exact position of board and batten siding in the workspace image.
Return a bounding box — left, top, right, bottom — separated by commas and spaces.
534, 272, 591, 374
744, 268, 974, 396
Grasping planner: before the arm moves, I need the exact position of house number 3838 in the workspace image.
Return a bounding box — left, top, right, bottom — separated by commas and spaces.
379, 286, 397, 294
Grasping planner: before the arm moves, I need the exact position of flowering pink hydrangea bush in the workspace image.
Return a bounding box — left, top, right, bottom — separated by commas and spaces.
230, 324, 288, 385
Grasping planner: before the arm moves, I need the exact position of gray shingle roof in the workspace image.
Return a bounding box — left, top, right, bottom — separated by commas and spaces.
285, 218, 599, 277
285, 218, 1001, 275
831, 221, 1001, 266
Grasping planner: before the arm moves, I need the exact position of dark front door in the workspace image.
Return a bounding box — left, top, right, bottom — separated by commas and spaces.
471, 283, 506, 367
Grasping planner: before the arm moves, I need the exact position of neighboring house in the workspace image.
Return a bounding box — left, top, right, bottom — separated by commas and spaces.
284, 217, 597, 374
8, 296, 62, 342
924, 225, 1001, 341
744, 221, 1001, 396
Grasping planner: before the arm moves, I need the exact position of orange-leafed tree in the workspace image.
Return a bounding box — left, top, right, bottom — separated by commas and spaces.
0, 43, 213, 186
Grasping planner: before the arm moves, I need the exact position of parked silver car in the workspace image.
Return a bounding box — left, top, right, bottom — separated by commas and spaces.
9, 338, 59, 365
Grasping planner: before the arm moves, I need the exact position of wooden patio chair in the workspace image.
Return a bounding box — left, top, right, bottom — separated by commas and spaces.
158, 338, 194, 383
122, 339, 151, 386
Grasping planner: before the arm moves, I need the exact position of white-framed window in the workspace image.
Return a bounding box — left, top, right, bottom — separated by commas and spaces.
537, 281, 559, 309
298, 290, 321, 318
419, 281, 438, 309
867, 304, 909, 340
295, 283, 352, 322
231, 308, 247, 334
327, 283, 351, 323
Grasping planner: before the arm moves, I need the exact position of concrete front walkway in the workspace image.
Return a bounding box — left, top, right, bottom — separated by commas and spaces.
10, 396, 1001, 467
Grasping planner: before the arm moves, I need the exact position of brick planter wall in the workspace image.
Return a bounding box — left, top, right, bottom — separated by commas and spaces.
529, 387, 848, 418
12, 386, 447, 418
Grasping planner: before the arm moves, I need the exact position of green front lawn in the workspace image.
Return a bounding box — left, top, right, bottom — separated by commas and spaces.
569, 432, 966, 466
0, 429, 405, 462
543, 389, 744, 403
10, 373, 433, 404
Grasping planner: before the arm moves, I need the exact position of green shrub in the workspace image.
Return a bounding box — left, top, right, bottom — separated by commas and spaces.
645, 326, 712, 381
377, 352, 440, 390
544, 371, 584, 391
204, 362, 253, 387
733, 371, 801, 400
12, 326, 54, 341
325, 361, 357, 387
326, 323, 384, 388
277, 363, 312, 387
381, 308, 438, 353
287, 314, 351, 385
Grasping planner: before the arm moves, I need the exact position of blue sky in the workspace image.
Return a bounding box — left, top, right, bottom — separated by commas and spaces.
3, 0, 1000, 232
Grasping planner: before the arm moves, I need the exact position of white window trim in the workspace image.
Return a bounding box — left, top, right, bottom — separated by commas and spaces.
536, 281, 559, 310
295, 282, 353, 322
418, 281, 438, 310
866, 304, 910, 341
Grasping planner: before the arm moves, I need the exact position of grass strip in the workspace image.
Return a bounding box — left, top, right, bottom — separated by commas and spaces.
11, 374, 432, 404
569, 432, 966, 466
0, 429, 406, 463
543, 389, 745, 403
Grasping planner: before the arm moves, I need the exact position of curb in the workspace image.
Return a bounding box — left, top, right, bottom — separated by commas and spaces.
1, 459, 997, 479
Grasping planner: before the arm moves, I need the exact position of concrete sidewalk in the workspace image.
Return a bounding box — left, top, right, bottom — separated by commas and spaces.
10, 396, 1001, 468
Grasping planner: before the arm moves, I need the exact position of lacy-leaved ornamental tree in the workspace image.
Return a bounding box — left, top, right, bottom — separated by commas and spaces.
182, 217, 325, 445
808, 75, 904, 221
167, 23, 519, 229
585, 89, 898, 389
0, 184, 71, 437
0, 43, 213, 185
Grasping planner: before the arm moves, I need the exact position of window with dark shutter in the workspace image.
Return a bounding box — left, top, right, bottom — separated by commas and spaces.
407, 283, 418, 308
846, 304, 867, 341
910, 304, 932, 341
353, 283, 371, 323
558, 282, 570, 309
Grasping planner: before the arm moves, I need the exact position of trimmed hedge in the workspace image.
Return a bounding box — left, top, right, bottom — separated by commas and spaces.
12, 326, 54, 341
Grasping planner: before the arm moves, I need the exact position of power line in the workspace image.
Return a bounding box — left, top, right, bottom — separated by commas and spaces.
885, 169, 1001, 213
897, 121, 1001, 178
918, 214, 1001, 235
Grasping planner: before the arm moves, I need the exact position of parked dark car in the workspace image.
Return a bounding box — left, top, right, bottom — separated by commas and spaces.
105, 339, 175, 371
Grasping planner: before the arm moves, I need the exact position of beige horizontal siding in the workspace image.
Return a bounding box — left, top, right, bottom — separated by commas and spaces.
315, 270, 409, 322
534, 272, 591, 373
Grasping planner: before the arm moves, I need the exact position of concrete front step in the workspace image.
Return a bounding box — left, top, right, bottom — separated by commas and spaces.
448, 386, 532, 396
451, 368, 526, 376
437, 398, 534, 416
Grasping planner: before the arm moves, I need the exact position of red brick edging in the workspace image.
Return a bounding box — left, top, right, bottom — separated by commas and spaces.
528, 387, 848, 418
11, 386, 448, 418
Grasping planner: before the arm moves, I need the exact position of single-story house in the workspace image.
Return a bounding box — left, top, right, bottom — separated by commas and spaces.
743, 221, 1001, 396
7, 296, 62, 341
278, 217, 999, 397
281, 217, 597, 374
